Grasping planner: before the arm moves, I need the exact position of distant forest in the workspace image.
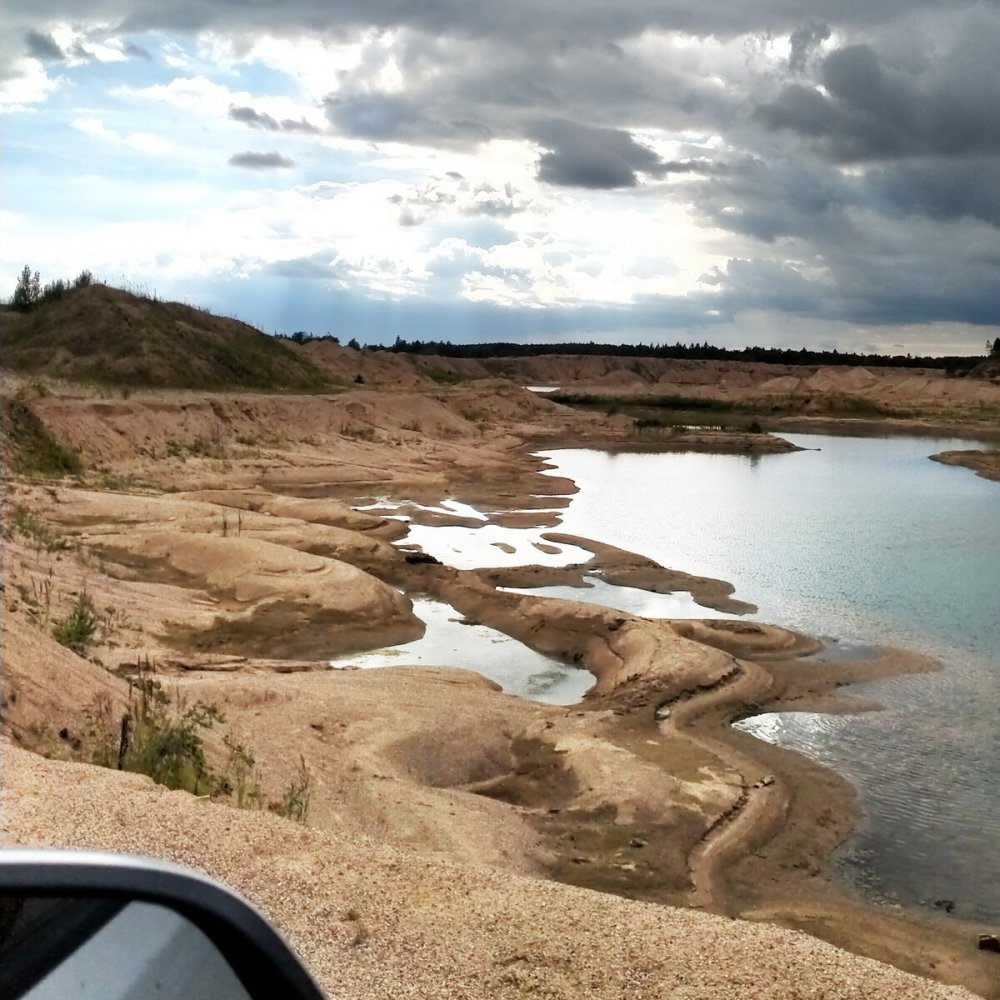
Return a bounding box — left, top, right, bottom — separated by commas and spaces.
367, 337, 983, 372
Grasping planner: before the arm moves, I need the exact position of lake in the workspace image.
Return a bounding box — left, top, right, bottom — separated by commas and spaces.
536, 435, 1000, 922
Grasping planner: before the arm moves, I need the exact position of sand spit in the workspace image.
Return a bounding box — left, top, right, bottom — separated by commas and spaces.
4, 379, 1000, 999
930, 449, 1000, 483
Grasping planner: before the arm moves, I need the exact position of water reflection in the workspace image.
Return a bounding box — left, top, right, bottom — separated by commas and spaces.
401, 523, 593, 569
329, 597, 593, 705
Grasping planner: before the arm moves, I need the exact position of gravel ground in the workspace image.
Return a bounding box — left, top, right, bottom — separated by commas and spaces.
1, 744, 979, 1000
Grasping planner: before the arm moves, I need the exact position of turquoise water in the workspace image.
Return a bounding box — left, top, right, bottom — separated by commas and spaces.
538, 437, 1000, 921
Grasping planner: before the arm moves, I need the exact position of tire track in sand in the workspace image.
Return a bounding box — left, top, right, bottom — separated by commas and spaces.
662, 657, 789, 912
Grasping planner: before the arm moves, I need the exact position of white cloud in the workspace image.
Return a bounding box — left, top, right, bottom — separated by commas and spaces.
0, 58, 58, 109
71, 117, 175, 155
245, 30, 404, 103
114, 75, 255, 116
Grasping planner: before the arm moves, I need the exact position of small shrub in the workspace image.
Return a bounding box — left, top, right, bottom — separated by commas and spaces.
11, 265, 93, 310
53, 592, 98, 653
272, 754, 311, 822
118, 659, 223, 794
83, 692, 118, 768
224, 735, 265, 809
91, 467, 136, 492
11, 266, 41, 311
340, 423, 377, 441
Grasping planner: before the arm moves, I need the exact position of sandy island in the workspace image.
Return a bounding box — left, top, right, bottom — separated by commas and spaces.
3, 377, 1000, 999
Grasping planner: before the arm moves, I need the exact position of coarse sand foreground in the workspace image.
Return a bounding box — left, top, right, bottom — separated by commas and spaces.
1, 745, 979, 1000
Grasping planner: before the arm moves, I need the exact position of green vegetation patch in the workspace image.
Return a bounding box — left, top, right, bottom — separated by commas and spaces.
552, 391, 916, 423
82, 659, 312, 819
4, 504, 68, 551
52, 592, 98, 654
86, 664, 221, 794
2, 395, 83, 477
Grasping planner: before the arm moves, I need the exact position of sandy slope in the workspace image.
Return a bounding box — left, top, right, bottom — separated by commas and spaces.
1, 744, 978, 1000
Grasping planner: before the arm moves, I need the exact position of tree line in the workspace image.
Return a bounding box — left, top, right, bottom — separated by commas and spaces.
372, 335, 984, 371
10, 265, 94, 312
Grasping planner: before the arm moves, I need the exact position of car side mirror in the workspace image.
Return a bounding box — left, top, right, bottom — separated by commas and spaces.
0, 850, 326, 1000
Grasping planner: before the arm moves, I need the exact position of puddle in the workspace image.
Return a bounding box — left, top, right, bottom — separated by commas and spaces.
329, 597, 594, 705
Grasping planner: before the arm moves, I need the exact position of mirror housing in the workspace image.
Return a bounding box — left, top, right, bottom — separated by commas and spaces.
0, 850, 325, 1000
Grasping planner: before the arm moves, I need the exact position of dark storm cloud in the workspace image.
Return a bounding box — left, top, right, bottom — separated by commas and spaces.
529, 119, 669, 189
825, 233, 1000, 326
229, 105, 280, 130
280, 117, 320, 134
228, 151, 295, 169
10, 0, 1000, 336
787, 21, 830, 74
698, 180, 1000, 327
324, 91, 420, 141
700, 258, 825, 316
265, 253, 342, 279
229, 105, 321, 135
694, 154, 853, 243
758, 17, 1000, 162
25, 0, 951, 49
322, 87, 490, 146
689, 141, 1000, 325
865, 159, 1000, 228
25, 29, 64, 61
698, 239, 1000, 328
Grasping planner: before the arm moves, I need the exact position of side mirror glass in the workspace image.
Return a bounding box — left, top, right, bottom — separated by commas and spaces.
2, 896, 253, 999
0, 851, 325, 1000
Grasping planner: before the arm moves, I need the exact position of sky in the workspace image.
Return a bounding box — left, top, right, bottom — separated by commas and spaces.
4, 2, 1000, 354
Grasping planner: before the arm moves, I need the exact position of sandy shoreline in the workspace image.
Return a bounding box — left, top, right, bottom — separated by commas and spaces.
3, 380, 1000, 998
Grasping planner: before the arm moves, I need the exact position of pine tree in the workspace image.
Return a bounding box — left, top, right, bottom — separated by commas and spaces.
12, 265, 41, 311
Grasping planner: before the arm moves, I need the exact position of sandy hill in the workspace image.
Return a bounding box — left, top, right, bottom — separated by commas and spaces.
0, 284, 329, 391
965, 356, 1000, 381
296, 338, 434, 387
